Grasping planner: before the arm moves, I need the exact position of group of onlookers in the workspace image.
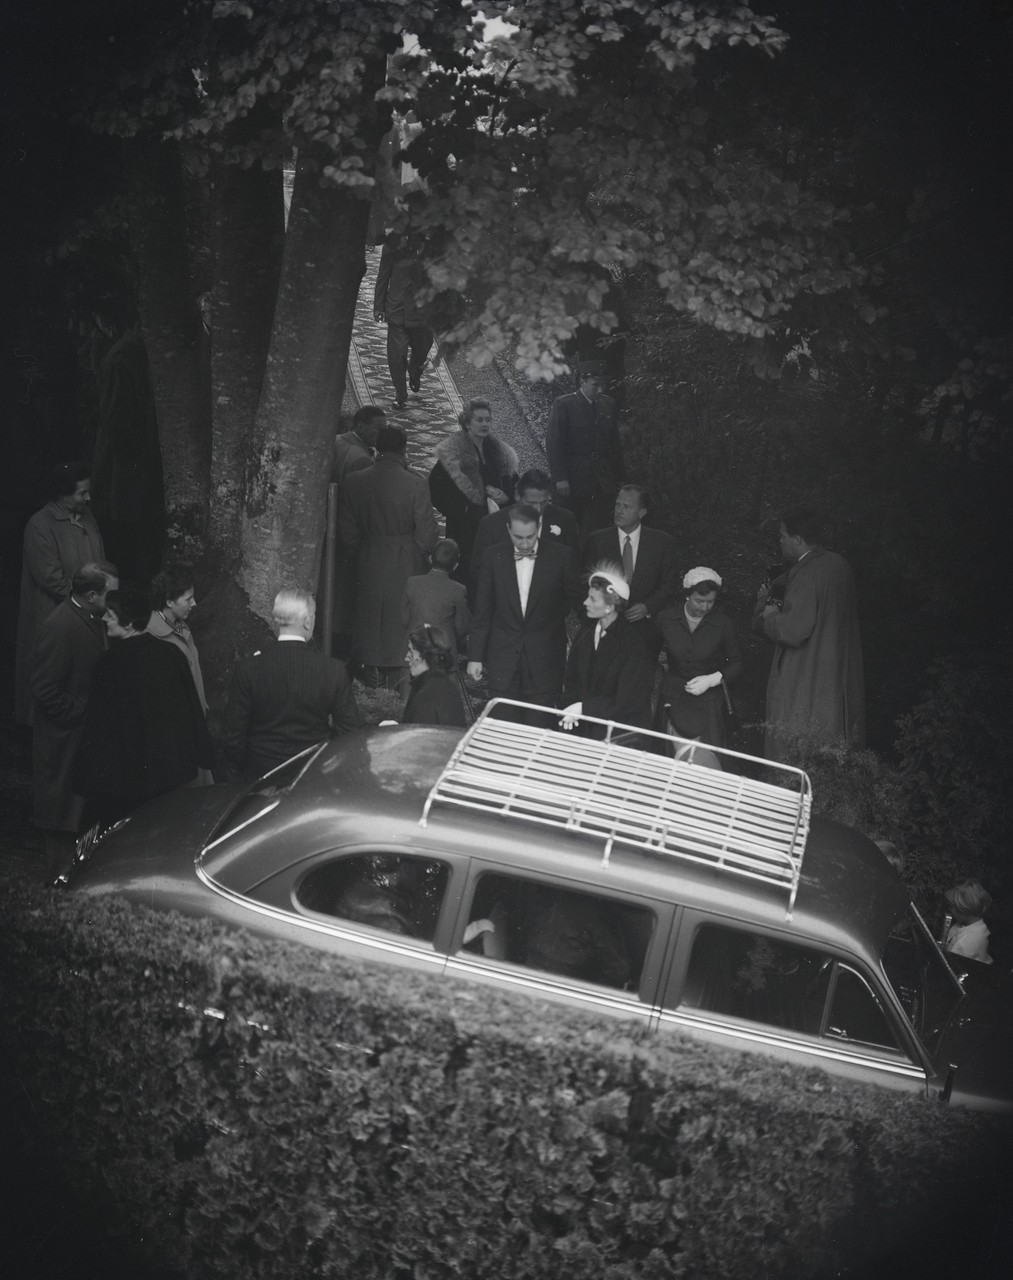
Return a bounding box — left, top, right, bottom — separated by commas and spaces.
16, 487, 212, 872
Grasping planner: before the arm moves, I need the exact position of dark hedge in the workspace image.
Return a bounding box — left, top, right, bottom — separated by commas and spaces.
1, 869, 1007, 1279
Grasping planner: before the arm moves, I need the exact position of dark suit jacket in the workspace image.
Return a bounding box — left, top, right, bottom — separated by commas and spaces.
223, 640, 362, 780
469, 503, 579, 593
469, 540, 582, 698
403, 569, 471, 659
546, 390, 625, 499
584, 525, 677, 618
373, 237, 427, 327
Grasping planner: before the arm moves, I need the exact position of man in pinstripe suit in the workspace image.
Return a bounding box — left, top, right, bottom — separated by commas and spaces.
223, 589, 361, 781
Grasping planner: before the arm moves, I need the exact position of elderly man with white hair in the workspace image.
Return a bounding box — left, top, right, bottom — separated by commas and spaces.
222, 589, 361, 781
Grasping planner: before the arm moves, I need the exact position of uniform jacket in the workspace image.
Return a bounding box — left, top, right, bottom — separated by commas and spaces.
546, 390, 625, 499
223, 639, 362, 781
469, 539, 582, 698
469, 502, 579, 592
339, 454, 438, 666
403, 568, 471, 659
75, 635, 213, 817
16, 501, 105, 725
584, 524, 678, 618
562, 614, 654, 730
752, 546, 865, 758
30, 598, 107, 830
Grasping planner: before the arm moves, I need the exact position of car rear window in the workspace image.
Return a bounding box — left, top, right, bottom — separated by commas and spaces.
460, 872, 655, 993
296, 854, 449, 943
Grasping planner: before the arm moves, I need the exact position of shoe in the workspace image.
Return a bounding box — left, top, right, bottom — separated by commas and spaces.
394, 397, 408, 410
408, 370, 421, 393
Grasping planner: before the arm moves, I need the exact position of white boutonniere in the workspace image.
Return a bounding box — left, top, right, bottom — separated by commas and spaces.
549, 524, 561, 537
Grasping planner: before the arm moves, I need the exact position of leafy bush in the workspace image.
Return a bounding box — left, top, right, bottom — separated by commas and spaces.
895, 657, 1013, 897
1, 871, 1007, 1280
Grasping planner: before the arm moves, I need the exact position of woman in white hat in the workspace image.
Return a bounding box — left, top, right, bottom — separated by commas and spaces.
654, 567, 742, 748
560, 562, 654, 735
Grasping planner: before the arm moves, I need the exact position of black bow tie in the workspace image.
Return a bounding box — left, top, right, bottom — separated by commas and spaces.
514, 550, 537, 560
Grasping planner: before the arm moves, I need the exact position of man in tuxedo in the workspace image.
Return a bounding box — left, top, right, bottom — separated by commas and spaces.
467, 503, 582, 715
223, 589, 361, 782
584, 484, 677, 639
546, 361, 626, 533
468, 468, 579, 599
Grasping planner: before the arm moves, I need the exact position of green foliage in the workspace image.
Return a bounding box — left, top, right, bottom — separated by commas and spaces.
77, 0, 865, 378
2, 870, 1006, 1280
895, 657, 1013, 895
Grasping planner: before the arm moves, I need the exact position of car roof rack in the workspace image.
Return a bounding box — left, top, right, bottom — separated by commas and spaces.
420, 699, 812, 918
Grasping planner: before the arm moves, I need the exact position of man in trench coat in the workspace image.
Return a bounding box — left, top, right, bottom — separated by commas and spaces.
338, 425, 438, 679
753, 506, 865, 761
30, 561, 118, 871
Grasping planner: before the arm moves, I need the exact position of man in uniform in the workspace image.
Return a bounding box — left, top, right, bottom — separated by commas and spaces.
546, 361, 626, 533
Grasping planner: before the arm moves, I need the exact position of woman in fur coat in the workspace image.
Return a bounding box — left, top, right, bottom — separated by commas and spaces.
429, 398, 518, 588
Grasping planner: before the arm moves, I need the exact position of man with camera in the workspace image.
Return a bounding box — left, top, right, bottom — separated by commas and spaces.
753, 507, 864, 762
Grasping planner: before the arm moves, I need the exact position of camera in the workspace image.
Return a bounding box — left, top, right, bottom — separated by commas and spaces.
764, 562, 789, 607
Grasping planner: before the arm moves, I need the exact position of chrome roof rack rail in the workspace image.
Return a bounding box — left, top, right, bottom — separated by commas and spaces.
420, 699, 812, 918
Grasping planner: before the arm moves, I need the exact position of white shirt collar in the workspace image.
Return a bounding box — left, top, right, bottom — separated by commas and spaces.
277, 634, 308, 642
620, 523, 642, 550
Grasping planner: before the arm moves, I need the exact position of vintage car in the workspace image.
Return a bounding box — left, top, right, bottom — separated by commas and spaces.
66, 701, 1013, 1113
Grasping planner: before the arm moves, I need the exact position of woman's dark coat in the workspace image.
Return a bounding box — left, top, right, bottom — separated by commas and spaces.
402, 669, 468, 728
655, 605, 742, 747
562, 614, 654, 730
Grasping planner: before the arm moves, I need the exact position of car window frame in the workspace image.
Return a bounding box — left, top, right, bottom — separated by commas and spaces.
442, 858, 677, 1014
239, 842, 468, 959
657, 909, 931, 1079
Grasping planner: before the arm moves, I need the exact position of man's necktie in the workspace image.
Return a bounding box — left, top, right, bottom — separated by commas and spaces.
622, 534, 634, 581
514, 550, 536, 560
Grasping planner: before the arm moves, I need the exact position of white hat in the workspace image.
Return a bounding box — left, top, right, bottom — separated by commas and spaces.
588, 562, 631, 600
683, 566, 722, 590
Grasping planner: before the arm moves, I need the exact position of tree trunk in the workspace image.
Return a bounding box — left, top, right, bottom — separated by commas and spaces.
125, 137, 211, 547
237, 151, 370, 621
208, 117, 286, 563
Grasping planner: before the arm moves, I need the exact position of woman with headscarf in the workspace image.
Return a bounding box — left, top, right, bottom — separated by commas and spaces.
654, 566, 742, 749
560, 564, 653, 736
429, 398, 518, 586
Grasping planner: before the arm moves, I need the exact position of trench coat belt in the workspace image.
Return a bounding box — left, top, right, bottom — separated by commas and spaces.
365, 534, 417, 545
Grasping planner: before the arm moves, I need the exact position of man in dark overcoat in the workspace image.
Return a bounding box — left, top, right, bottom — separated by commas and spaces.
222, 589, 361, 782
338, 425, 438, 678
75, 588, 213, 823
546, 361, 626, 533
373, 232, 434, 409
584, 484, 677, 650
468, 468, 579, 599
327, 404, 386, 656
467, 503, 582, 714
753, 506, 865, 761
30, 561, 118, 871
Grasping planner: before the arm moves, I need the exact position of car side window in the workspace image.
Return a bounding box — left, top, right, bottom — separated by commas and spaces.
296, 854, 449, 942
679, 924, 901, 1052
825, 965, 899, 1051
461, 872, 655, 992
679, 925, 827, 1035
